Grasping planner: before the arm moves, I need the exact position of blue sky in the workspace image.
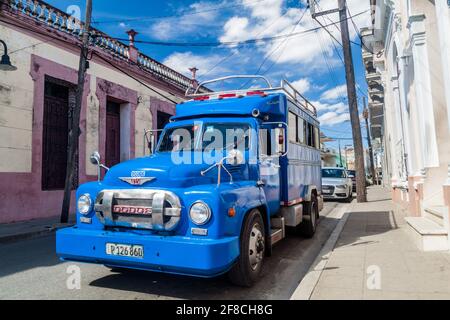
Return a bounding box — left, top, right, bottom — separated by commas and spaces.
45, 0, 372, 151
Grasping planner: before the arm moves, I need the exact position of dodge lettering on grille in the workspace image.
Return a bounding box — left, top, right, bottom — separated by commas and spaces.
113, 205, 152, 215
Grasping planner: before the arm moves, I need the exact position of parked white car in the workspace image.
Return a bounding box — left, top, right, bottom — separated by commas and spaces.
321, 167, 353, 202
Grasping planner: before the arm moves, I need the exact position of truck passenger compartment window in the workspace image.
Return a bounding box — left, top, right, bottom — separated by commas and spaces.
288, 112, 297, 143
298, 118, 305, 144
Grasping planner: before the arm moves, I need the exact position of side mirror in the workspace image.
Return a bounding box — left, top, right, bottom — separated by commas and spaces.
90, 151, 109, 181
227, 149, 244, 166
90, 151, 101, 166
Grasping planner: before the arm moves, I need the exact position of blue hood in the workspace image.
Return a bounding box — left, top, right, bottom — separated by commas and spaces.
103, 153, 222, 188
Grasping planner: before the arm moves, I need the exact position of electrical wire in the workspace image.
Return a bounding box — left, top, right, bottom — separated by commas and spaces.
198, 5, 293, 80
259, 7, 308, 76
105, 10, 369, 47
93, 51, 180, 105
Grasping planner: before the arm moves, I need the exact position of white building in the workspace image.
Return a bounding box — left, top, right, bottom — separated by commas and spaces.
362, 0, 450, 251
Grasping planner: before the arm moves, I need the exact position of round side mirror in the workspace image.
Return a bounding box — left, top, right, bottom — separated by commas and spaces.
227, 149, 244, 166
90, 151, 101, 166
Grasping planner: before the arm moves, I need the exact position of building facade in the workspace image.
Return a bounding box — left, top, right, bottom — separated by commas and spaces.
0, 0, 196, 223
362, 0, 450, 251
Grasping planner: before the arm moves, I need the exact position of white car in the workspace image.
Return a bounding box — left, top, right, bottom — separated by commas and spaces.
321, 167, 353, 202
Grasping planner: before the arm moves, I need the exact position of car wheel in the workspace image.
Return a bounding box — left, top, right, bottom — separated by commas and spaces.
228, 209, 265, 287
346, 188, 353, 203
298, 194, 318, 238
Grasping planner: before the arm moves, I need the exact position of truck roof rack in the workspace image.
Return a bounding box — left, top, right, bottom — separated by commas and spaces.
185, 75, 318, 117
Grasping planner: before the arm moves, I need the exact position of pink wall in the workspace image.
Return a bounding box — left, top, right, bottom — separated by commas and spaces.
0, 55, 92, 223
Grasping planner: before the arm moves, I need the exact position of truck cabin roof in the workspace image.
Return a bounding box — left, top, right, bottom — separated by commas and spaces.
173, 92, 318, 125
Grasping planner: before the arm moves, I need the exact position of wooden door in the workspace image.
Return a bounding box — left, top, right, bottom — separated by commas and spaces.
105, 101, 121, 168
42, 80, 69, 190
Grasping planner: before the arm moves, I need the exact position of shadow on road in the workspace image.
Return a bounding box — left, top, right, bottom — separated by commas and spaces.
89, 214, 341, 300
0, 235, 62, 278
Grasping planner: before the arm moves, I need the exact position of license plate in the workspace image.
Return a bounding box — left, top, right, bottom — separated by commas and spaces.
106, 243, 144, 259
323, 190, 332, 194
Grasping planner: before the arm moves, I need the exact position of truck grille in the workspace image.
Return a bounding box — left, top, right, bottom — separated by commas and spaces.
94, 190, 182, 231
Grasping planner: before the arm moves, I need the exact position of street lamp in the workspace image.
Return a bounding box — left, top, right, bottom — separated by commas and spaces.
0, 40, 17, 71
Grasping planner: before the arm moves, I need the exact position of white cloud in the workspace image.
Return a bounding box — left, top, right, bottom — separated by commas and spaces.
319, 111, 350, 126
148, 1, 222, 40
217, 0, 371, 72
162, 51, 228, 78
291, 78, 311, 93
320, 84, 348, 101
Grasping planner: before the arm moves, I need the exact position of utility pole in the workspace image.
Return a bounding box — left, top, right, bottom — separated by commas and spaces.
308, 0, 367, 202
60, 0, 93, 223
363, 97, 376, 183
337, 0, 367, 202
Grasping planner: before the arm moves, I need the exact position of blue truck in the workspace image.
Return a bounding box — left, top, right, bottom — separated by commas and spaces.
56, 76, 323, 287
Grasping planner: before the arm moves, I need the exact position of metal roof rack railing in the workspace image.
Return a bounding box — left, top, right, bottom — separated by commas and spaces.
185, 75, 318, 117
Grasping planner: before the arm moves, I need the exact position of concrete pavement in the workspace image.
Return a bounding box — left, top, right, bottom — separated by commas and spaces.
292, 186, 450, 300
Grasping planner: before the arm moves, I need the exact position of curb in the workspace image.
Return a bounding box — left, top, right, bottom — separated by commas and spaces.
290, 201, 355, 300
0, 223, 74, 245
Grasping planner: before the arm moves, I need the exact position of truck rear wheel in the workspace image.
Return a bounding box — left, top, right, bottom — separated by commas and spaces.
228, 209, 265, 287
298, 194, 319, 238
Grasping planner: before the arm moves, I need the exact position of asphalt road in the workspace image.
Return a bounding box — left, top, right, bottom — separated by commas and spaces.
0, 202, 343, 300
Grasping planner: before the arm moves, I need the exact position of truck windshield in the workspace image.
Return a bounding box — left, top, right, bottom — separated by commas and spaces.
322, 169, 346, 178
158, 125, 200, 152
157, 123, 250, 153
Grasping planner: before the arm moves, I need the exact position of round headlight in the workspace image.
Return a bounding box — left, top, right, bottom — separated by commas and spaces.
77, 194, 92, 215
189, 201, 211, 225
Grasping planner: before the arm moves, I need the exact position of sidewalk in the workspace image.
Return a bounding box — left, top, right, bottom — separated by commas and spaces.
294, 186, 450, 300
0, 216, 75, 244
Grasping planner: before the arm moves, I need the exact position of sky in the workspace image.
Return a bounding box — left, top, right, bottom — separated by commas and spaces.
45, 0, 372, 152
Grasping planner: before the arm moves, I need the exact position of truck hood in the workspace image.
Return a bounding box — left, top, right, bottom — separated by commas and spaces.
103, 153, 221, 188
322, 178, 348, 186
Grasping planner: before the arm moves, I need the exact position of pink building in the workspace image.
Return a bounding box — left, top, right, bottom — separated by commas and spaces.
0, 0, 195, 223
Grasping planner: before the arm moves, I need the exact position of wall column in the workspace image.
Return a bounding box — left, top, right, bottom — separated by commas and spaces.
407, 15, 439, 172
435, 0, 450, 193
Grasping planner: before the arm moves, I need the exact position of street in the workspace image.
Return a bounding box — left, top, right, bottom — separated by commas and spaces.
0, 202, 340, 300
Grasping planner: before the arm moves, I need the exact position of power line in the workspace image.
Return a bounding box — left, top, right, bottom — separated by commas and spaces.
198, 5, 293, 80
105, 10, 369, 47
91, 0, 269, 24
259, 7, 308, 76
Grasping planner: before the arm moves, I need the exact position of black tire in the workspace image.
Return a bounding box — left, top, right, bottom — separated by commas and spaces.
228, 209, 266, 287
298, 194, 319, 238
345, 188, 353, 203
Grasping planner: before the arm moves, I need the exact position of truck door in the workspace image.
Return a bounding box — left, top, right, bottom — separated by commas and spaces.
258, 126, 284, 215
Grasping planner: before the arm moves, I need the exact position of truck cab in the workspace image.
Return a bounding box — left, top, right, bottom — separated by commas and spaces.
56, 76, 323, 287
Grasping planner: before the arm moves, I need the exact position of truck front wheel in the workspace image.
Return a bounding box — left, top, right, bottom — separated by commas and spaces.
228, 209, 265, 287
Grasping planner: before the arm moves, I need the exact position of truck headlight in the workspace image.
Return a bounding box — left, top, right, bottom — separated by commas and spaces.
77, 194, 92, 215
189, 201, 211, 225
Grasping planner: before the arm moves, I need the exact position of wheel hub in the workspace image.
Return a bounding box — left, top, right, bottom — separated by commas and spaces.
249, 224, 264, 271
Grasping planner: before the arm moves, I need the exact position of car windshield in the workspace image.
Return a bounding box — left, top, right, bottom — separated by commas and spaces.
322, 169, 346, 178
157, 123, 250, 153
